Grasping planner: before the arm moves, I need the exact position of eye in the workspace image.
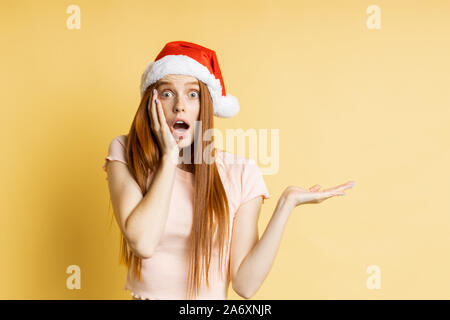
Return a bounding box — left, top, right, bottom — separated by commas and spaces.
190, 90, 199, 98
161, 90, 173, 98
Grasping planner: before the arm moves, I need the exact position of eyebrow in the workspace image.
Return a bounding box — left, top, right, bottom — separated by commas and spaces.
157, 80, 199, 87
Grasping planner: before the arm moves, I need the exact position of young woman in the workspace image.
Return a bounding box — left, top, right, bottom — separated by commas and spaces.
102, 41, 355, 300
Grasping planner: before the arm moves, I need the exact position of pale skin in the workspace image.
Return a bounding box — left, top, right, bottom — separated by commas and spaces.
105, 74, 200, 265
147, 74, 201, 171
229, 182, 355, 299
105, 74, 356, 300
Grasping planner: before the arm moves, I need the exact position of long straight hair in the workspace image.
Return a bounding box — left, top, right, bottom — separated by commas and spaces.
115, 79, 231, 299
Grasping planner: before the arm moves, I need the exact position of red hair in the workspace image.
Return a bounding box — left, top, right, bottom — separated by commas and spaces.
111, 79, 231, 299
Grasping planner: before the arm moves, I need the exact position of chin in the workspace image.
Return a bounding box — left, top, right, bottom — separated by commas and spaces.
177, 135, 194, 149
176, 130, 194, 147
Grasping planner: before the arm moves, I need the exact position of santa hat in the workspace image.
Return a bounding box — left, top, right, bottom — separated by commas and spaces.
140, 41, 240, 118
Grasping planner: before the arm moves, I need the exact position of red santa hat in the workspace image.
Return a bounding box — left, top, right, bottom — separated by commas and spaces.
140, 41, 240, 118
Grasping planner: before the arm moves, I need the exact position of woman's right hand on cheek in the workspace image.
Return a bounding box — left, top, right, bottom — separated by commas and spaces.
148, 88, 180, 165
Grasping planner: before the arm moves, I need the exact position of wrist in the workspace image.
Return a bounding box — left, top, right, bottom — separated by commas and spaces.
161, 153, 179, 167
276, 194, 296, 214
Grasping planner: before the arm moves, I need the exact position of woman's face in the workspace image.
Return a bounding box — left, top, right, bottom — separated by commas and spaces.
155, 74, 201, 149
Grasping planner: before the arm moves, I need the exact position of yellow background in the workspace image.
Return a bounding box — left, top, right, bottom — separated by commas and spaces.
1, 0, 449, 299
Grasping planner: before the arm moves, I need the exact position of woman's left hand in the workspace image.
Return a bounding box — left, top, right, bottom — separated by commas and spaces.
281, 181, 356, 208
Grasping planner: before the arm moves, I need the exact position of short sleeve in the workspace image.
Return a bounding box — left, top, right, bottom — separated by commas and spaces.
102, 135, 128, 172
240, 159, 270, 206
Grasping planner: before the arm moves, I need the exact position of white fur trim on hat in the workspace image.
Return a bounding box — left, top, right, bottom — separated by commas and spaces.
140, 55, 239, 118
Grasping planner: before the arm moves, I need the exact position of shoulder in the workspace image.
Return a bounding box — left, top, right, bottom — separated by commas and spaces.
103, 134, 129, 172
216, 148, 257, 164
107, 134, 128, 150
214, 149, 270, 207
115, 134, 128, 146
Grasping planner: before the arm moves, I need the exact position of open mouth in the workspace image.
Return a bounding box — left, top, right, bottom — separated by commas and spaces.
171, 120, 190, 138
173, 121, 190, 130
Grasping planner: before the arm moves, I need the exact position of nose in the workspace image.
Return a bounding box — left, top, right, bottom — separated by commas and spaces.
173, 97, 185, 113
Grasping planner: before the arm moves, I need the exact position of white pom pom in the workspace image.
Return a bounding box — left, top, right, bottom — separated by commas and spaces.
214, 94, 240, 118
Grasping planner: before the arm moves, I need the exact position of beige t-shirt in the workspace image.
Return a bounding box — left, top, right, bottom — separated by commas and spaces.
102, 134, 270, 300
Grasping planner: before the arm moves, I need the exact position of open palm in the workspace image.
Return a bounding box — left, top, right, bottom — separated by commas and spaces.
283, 181, 356, 207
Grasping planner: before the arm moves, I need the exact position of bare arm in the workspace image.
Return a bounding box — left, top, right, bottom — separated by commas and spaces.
231, 181, 355, 299
106, 88, 182, 259
106, 154, 176, 259
230, 196, 291, 299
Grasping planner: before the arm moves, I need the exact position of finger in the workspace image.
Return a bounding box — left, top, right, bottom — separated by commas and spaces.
335, 181, 355, 192
158, 102, 172, 133
323, 181, 356, 193
340, 181, 356, 189
333, 182, 351, 190
150, 90, 160, 129
347, 181, 356, 189
309, 184, 321, 192
321, 190, 346, 198
155, 97, 168, 131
